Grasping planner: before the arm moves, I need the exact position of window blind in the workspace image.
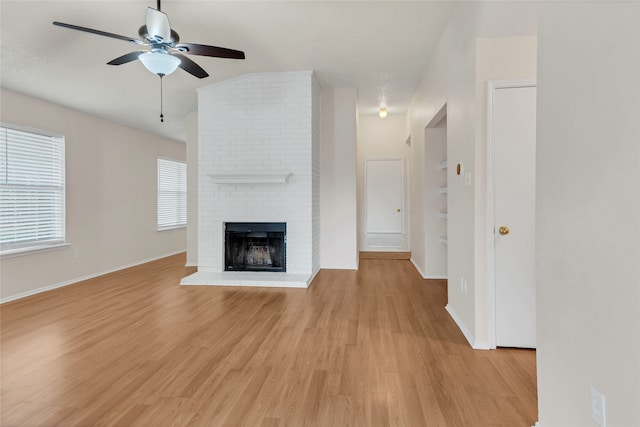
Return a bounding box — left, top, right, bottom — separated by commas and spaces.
0, 126, 65, 252
157, 158, 186, 230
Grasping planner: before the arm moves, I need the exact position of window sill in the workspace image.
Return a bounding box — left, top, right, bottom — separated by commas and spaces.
157, 225, 186, 232
0, 242, 71, 260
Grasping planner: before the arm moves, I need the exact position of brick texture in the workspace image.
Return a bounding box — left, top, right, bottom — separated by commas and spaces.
196, 72, 320, 276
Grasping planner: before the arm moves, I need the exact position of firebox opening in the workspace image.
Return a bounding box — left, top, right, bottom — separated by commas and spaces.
225, 222, 286, 272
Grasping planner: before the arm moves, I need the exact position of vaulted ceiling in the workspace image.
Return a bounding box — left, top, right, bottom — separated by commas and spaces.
1, 1, 456, 142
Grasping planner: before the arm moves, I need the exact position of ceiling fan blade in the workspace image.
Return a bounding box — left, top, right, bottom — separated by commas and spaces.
173, 54, 209, 79
175, 43, 245, 60
146, 8, 171, 42
107, 51, 145, 66
53, 21, 146, 45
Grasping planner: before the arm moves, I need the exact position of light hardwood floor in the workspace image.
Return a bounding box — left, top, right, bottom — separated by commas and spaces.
1, 253, 537, 426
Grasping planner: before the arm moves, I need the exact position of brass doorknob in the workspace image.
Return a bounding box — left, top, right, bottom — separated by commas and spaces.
397, 208, 401, 212
498, 226, 509, 235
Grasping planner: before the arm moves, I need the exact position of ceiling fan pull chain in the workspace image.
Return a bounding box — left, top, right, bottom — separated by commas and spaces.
160, 74, 164, 123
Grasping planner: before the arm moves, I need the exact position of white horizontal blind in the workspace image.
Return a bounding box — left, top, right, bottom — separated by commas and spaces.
0, 126, 65, 252
157, 158, 186, 230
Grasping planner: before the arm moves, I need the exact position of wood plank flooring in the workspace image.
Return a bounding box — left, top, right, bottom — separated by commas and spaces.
0, 253, 537, 426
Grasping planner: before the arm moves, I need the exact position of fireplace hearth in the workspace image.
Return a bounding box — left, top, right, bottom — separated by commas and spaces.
225, 222, 286, 272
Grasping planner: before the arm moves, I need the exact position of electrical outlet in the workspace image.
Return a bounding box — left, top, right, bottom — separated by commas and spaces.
591, 386, 606, 427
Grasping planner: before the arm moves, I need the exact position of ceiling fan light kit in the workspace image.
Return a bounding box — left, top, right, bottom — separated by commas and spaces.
53, 0, 245, 121
139, 51, 181, 76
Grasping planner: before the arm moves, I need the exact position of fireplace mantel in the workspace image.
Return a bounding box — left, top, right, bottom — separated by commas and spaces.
208, 172, 294, 184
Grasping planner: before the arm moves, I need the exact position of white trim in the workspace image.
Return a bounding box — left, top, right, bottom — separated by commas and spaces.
425, 275, 448, 280
0, 250, 185, 304
307, 268, 321, 286
360, 247, 407, 252
485, 79, 536, 349
410, 257, 427, 278
445, 304, 491, 350
533, 422, 543, 427
445, 304, 475, 347
426, 102, 448, 129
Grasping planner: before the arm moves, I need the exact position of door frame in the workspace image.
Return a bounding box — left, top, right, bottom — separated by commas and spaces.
485, 79, 536, 349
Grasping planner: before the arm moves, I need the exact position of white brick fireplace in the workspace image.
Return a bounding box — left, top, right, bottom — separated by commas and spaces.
181, 71, 320, 287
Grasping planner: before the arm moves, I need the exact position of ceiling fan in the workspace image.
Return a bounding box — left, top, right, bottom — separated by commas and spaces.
53, 0, 245, 79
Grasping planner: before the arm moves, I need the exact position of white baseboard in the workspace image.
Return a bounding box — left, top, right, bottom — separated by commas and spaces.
533, 422, 542, 427
307, 268, 321, 286
444, 305, 491, 350
472, 339, 492, 350
410, 257, 427, 278
409, 258, 448, 281
1, 250, 186, 304
445, 304, 473, 346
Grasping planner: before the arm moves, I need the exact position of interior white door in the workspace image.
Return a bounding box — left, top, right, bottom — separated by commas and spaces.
365, 159, 403, 233
493, 85, 537, 348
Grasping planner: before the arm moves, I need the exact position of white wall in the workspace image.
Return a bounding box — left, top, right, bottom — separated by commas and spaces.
320, 87, 358, 269
536, 2, 640, 425
0, 89, 186, 301
408, 2, 537, 347
357, 115, 411, 253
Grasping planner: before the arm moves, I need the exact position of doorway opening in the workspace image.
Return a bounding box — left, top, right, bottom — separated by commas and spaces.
424, 103, 448, 279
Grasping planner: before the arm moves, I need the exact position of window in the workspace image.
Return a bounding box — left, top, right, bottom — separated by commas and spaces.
157, 157, 186, 230
0, 124, 65, 255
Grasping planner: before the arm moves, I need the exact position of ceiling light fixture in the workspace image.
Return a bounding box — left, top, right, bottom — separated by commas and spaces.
379, 107, 388, 119
138, 51, 181, 123
139, 51, 181, 76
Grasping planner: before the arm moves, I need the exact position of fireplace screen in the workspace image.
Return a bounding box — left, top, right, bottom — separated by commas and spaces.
224, 222, 286, 272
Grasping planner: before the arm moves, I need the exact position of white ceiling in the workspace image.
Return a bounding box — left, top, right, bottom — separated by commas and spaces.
1, 1, 456, 142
